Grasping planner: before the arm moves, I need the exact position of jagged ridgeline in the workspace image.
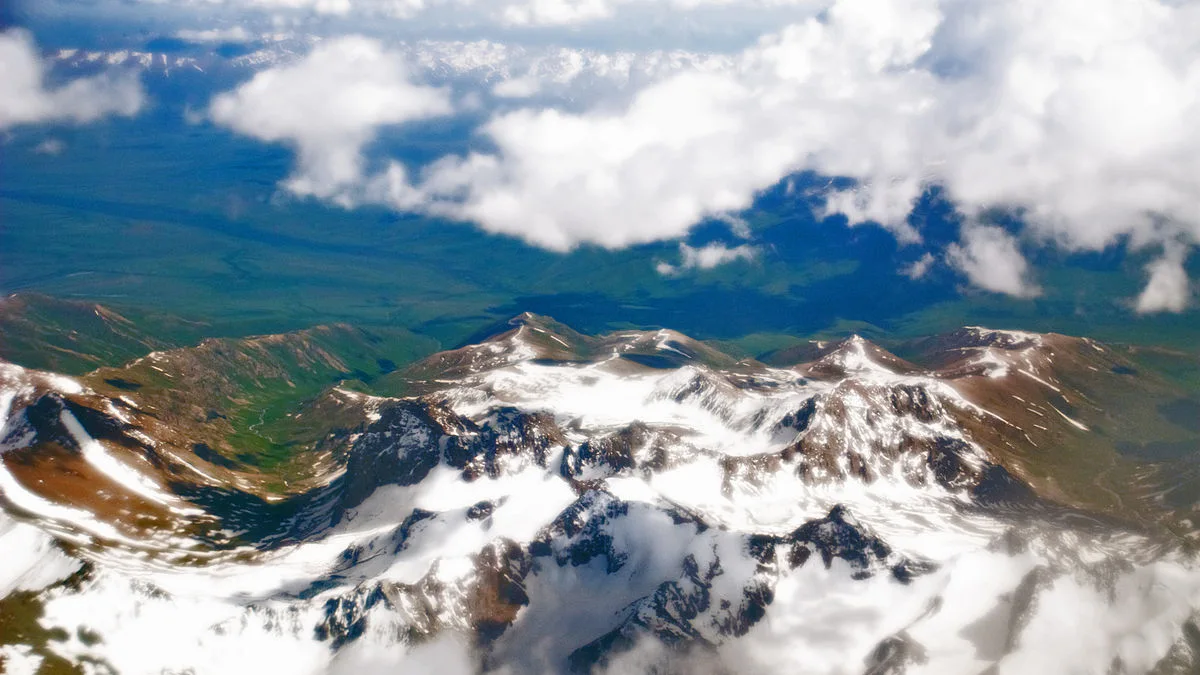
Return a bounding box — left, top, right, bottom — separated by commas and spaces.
3, 308, 1200, 673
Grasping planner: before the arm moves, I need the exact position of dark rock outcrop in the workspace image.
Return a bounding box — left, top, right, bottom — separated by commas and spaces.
787, 505, 936, 583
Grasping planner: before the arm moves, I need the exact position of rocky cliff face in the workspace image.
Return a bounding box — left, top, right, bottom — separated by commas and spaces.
2, 316, 1200, 674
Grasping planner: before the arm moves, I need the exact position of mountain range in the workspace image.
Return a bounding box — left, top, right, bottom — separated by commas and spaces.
3, 300, 1200, 673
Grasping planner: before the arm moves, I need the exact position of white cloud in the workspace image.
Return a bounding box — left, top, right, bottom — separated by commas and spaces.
210, 0, 1200, 305
188, 0, 427, 19
492, 0, 820, 26
175, 26, 255, 43
499, 0, 618, 26
714, 212, 751, 238
946, 225, 1039, 298
656, 242, 759, 275
208, 35, 454, 201
491, 74, 543, 99
0, 29, 145, 130
902, 252, 935, 280
1136, 245, 1191, 314
134, 0, 827, 25
369, 0, 942, 250
395, 0, 1200, 295
380, 69, 798, 250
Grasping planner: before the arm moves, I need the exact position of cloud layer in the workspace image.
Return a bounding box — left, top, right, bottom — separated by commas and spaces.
122, 0, 825, 25
0, 29, 145, 130
205, 0, 1200, 308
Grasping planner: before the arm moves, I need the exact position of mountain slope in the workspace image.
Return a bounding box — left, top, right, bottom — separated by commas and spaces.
0, 293, 197, 375
2, 318, 1200, 674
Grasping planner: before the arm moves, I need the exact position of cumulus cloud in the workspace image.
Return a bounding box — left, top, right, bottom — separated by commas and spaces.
368, 0, 943, 249
946, 225, 1039, 298
1136, 245, 1191, 314
211, 0, 1200, 303
656, 242, 759, 275
417, 0, 1200, 296
0, 29, 145, 130
209, 36, 454, 201
381, 69, 800, 250
369, 0, 1197, 252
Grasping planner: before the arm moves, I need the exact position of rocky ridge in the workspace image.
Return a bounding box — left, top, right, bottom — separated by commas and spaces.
2, 314, 1200, 673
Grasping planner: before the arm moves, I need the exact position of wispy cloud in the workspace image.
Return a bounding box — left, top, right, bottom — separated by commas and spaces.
33, 138, 66, 155
656, 242, 759, 276
902, 252, 935, 280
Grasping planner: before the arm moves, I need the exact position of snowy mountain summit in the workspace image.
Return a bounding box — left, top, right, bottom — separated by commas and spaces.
2, 314, 1200, 674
